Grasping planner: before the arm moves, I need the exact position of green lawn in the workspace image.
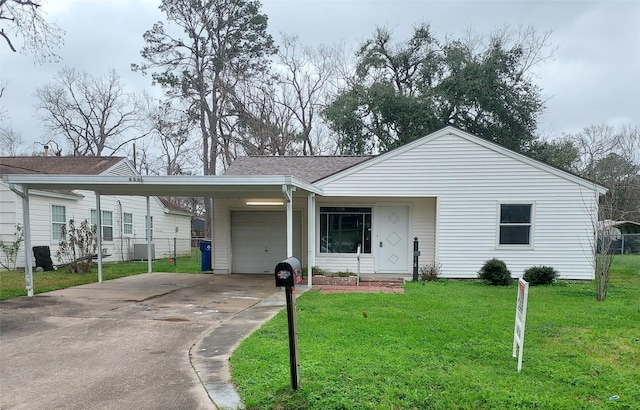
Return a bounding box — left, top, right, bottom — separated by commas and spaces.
231, 256, 640, 409
0, 248, 202, 300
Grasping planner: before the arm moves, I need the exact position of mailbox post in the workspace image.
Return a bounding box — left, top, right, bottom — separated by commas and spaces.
275, 257, 302, 390
413, 237, 420, 281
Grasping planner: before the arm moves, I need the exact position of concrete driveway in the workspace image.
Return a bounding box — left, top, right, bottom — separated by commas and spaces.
0, 273, 290, 410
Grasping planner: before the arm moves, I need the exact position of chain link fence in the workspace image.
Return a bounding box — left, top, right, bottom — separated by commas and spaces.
598, 233, 640, 255
103, 237, 209, 271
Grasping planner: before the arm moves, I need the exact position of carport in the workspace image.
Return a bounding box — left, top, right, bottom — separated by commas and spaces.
3, 174, 322, 296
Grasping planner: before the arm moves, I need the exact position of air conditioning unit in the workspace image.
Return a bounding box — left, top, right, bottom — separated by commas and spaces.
133, 244, 155, 260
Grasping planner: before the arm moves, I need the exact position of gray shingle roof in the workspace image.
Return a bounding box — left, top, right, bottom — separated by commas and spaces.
0, 156, 124, 176
224, 156, 373, 183
0, 156, 126, 197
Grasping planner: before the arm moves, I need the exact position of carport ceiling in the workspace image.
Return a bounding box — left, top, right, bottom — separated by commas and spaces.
3, 174, 322, 198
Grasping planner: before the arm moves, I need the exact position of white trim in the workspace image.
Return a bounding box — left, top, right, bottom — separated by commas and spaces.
29, 189, 83, 200
495, 201, 536, 250
2, 174, 323, 196
50, 204, 66, 243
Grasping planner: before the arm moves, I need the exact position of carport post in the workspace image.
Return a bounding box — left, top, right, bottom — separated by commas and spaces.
307, 193, 315, 288
146, 196, 152, 273
21, 185, 34, 297
283, 185, 293, 257
96, 193, 103, 283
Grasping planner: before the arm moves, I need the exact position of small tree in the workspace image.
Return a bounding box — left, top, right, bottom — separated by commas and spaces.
0, 223, 23, 271
55, 219, 97, 273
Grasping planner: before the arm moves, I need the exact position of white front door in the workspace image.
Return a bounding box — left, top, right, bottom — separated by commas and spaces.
376, 205, 410, 273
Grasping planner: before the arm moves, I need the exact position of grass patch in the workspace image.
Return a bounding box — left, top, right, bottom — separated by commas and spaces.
0, 248, 202, 300
231, 256, 640, 409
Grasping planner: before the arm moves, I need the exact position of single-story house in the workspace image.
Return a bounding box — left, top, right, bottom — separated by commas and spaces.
3, 127, 607, 296
214, 126, 606, 279
0, 156, 193, 270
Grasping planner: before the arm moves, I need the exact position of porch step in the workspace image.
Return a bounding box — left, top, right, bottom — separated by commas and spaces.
358, 278, 405, 287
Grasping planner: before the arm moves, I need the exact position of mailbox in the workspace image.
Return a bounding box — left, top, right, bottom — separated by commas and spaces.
275, 256, 302, 287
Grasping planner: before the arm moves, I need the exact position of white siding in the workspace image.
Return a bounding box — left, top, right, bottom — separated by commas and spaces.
317, 132, 599, 280
105, 160, 136, 176
0, 183, 18, 243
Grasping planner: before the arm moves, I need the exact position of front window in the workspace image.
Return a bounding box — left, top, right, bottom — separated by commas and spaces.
320, 207, 371, 253
51, 205, 66, 241
91, 209, 114, 241
499, 204, 532, 246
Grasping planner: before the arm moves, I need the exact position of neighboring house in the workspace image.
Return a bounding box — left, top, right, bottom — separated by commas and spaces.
0, 156, 192, 270
214, 126, 606, 280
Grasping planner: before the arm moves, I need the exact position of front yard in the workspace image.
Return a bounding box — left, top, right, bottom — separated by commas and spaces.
231, 256, 640, 409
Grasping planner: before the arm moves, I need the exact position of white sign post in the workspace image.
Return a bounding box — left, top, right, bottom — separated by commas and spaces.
513, 278, 529, 372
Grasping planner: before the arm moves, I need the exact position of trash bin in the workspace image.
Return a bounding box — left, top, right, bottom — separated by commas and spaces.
32, 246, 54, 271
198, 240, 212, 272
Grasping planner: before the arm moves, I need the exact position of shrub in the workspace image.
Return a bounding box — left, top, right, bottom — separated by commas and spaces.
419, 261, 441, 282
478, 258, 512, 286
523, 265, 558, 285
0, 224, 23, 271
55, 219, 97, 273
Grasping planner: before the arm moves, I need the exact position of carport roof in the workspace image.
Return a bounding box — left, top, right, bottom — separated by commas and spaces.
2, 174, 322, 197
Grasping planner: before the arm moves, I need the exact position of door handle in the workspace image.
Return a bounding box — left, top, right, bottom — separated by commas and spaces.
379, 241, 383, 247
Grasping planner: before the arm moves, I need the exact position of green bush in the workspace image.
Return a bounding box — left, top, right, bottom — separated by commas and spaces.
478, 258, 512, 286
523, 265, 558, 285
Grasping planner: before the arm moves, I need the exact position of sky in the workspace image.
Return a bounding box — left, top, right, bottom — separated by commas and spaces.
1, 0, 639, 152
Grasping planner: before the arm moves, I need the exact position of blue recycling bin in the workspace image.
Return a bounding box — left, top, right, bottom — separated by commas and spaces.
199, 240, 212, 272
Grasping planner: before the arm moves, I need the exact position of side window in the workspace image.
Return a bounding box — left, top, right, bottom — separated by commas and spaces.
51, 205, 66, 241
146, 216, 153, 241
123, 213, 133, 235
499, 204, 533, 246
90, 209, 114, 241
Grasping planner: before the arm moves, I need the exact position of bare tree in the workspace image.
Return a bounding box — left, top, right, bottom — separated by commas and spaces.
571, 123, 640, 300
0, 0, 64, 62
35, 68, 149, 156
274, 34, 341, 155
569, 124, 640, 222
232, 75, 299, 157
144, 98, 197, 175
0, 124, 23, 155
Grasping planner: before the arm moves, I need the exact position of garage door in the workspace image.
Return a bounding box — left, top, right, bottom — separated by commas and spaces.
231, 211, 302, 274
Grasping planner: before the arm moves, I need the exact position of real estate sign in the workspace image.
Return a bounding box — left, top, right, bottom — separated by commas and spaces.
513, 278, 529, 372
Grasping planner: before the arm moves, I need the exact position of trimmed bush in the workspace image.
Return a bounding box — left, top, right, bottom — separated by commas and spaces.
523, 265, 559, 285
478, 258, 512, 286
